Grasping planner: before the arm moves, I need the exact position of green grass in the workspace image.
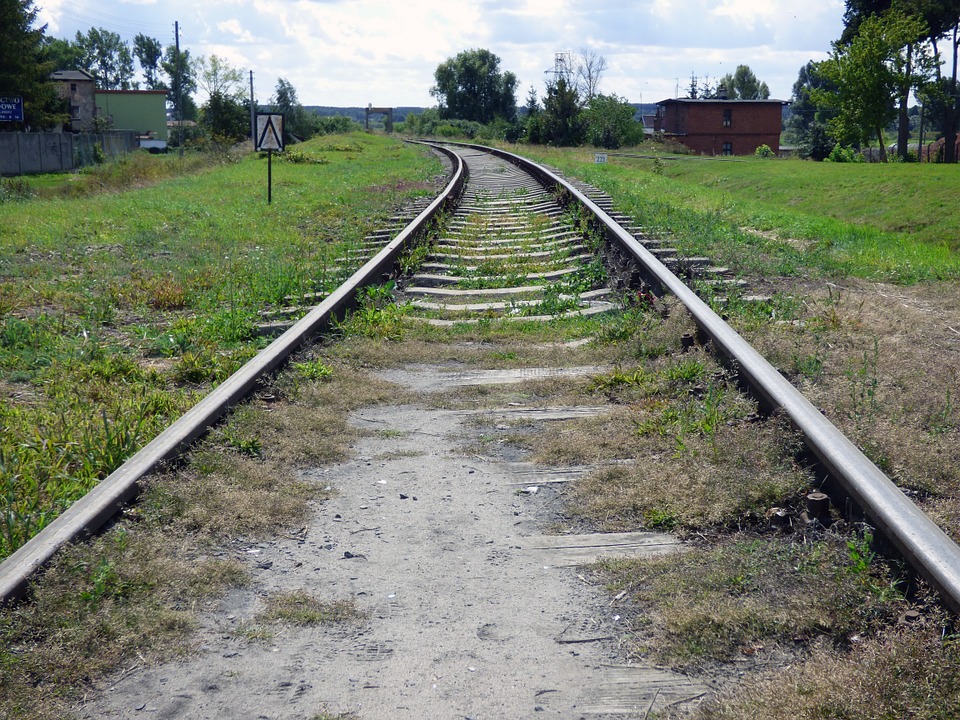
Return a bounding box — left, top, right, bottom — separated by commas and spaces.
510, 145, 960, 284
0, 134, 443, 559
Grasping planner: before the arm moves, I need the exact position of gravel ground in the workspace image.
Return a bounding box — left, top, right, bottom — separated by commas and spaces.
77, 367, 709, 720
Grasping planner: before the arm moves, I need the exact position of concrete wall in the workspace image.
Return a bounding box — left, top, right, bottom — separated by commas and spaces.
0, 131, 137, 175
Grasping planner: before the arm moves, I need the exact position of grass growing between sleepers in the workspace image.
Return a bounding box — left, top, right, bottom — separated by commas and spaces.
0, 354, 399, 720
0, 133, 443, 559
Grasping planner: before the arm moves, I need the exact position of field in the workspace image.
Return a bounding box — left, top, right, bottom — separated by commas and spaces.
2, 138, 960, 720
516, 145, 960, 284
0, 134, 444, 558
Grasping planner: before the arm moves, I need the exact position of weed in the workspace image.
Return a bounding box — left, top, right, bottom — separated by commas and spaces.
293, 359, 334, 381
844, 337, 880, 426
221, 426, 263, 457
258, 591, 362, 626
596, 533, 905, 669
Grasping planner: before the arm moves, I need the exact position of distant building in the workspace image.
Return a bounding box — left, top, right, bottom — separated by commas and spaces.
50, 69, 96, 132
95, 89, 169, 147
655, 98, 786, 156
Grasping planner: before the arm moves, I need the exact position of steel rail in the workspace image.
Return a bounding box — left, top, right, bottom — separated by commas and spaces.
436, 141, 960, 614
0, 143, 465, 605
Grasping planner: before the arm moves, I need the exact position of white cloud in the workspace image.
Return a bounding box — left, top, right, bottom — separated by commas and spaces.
39, 0, 846, 106
217, 19, 256, 44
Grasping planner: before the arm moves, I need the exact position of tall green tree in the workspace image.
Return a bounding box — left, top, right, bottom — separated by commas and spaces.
200, 91, 248, 140
161, 43, 197, 123
840, 0, 960, 159
133, 33, 164, 90
197, 54, 245, 101
816, 8, 931, 161
0, 0, 63, 130
540, 76, 585, 146
196, 55, 247, 139
41, 36, 84, 71
718, 64, 771, 99
430, 49, 517, 123
75, 27, 135, 89
787, 61, 838, 160
583, 94, 639, 149
272, 78, 311, 139
523, 86, 543, 144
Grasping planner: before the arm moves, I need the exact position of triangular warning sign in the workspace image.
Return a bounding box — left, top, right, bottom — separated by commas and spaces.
256, 114, 284, 151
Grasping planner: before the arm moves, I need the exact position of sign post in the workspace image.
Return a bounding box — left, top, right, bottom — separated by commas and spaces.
255, 113, 284, 203
0, 97, 24, 124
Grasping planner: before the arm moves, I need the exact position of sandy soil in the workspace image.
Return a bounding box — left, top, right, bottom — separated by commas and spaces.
77, 367, 709, 720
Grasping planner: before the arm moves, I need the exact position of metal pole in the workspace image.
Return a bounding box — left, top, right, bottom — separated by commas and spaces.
249, 71, 255, 144
268, 149, 272, 203
175, 21, 183, 159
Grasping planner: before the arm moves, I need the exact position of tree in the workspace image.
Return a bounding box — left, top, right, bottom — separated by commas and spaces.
574, 48, 608, 102
41, 36, 84, 71
718, 65, 771, 99
583, 94, 639, 149
929, 12, 960, 161
272, 78, 311, 139
840, 0, 960, 159
430, 49, 517, 123
194, 55, 247, 140
686, 72, 718, 99
75, 27, 135, 89
816, 9, 931, 161
787, 61, 838, 159
162, 43, 197, 123
0, 0, 63, 130
197, 54, 245, 101
200, 91, 248, 140
540, 76, 585, 146
134, 33, 164, 90
925, 73, 960, 159
523, 86, 543, 144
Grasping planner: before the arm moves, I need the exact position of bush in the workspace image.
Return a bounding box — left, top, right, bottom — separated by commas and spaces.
825, 143, 864, 163
0, 177, 34, 203
313, 115, 358, 136
754, 144, 774, 158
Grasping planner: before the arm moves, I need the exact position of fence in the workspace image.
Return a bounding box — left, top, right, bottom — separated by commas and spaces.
0, 131, 137, 176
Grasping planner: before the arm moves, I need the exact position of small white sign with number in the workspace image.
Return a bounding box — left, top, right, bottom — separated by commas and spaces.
594, 153, 608, 164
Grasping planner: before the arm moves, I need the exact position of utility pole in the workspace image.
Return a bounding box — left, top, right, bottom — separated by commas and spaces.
249, 70, 256, 145
175, 21, 183, 158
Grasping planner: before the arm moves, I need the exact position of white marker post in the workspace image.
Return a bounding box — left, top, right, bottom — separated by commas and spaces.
255, 113, 284, 203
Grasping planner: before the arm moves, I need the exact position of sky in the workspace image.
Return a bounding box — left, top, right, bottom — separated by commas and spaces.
35, 0, 847, 108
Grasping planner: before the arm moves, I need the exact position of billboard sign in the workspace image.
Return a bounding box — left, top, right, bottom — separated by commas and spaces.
0, 97, 24, 123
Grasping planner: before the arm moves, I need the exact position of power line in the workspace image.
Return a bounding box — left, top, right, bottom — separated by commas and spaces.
50, 6, 172, 42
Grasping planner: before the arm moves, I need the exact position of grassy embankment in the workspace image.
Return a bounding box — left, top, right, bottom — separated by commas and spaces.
0, 134, 444, 559
519, 144, 960, 283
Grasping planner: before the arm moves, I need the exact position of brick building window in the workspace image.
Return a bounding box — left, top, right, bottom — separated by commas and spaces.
721, 142, 733, 156
722, 109, 732, 127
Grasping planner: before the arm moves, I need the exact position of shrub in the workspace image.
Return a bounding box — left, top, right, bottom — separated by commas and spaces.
754, 144, 774, 158
825, 143, 864, 163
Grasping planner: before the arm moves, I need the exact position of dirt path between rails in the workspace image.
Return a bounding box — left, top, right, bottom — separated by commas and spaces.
78, 366, 709, 720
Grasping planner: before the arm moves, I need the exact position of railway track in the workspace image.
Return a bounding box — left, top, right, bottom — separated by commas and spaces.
3, 141, 960, 717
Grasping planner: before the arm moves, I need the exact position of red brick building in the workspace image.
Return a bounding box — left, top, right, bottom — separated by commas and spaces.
655, 98, 786, 156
